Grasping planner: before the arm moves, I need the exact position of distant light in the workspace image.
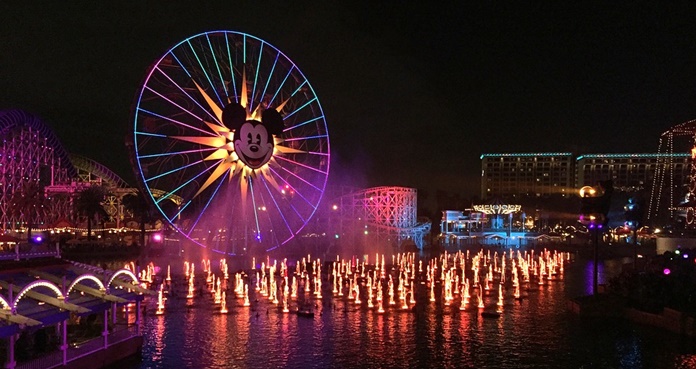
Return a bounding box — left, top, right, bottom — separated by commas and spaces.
675, 249, 681, 255
153, 234, 162, 242
663, 268, 671, 275
335, 234, 339, 239
34, 236, 42, 242
364, 230, 368, 235
332, 205, 338, 210
684, 254, 689, 259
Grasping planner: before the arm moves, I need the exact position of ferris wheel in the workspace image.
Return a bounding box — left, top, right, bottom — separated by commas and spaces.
132, 31, 330, 254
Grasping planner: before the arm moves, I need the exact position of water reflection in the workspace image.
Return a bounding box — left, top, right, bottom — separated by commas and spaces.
128, 253, 696, 369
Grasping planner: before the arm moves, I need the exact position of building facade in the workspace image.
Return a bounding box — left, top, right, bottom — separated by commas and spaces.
481, 152, 690, 200
576, 153, 689, 192
480, 153, 574, 199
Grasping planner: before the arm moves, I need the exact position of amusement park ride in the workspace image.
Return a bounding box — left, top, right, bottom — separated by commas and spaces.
0, 31, 430, 254
648, 119, 696, 228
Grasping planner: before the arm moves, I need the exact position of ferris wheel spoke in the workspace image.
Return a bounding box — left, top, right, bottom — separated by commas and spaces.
140, 91, 216, 136
154, 65, 220, 123
267, 166, 316, 209
224, 34, 239, 103
267, 184, 307, 226
185, 168, 229, 238
192, 162, 233, 198
137, 146, 216, 159
156, 160, 221, 204
282, 134, 328, 142
248, 177, 263, 242
268, 65, 295, 107
274, 155, 327, 175
135, 131, 167, 138
259, 174, 294, 236
170, 200, 192, 223
206, 34, 229, 98
250, 42, 264, 112
166, 51, 193, 78
259, 52, 279, 105
255, 186, 289, 249
138, 108, 215, 137
282, 115, 324, 132
186, 40, 224, 108
277, 164, 322, 193
283, 97, 317, 120
145, 159, 205, 183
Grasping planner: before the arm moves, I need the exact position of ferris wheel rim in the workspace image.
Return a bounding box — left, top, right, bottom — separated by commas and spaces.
131, 30, 330, 254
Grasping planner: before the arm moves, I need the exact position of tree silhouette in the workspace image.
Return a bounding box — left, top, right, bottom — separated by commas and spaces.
75, 186, 108, 242
122, 192, 154, 248
10, 181, 46, 243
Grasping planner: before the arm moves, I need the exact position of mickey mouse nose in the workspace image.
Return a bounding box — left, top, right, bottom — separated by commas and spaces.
250, 145, 259, 152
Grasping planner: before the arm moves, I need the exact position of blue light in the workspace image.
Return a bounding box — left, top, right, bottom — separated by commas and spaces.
480, 152, 572, 160
576, 153, 689, 161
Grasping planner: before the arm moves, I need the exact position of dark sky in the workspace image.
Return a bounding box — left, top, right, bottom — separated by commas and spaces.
2, 2, 696, 200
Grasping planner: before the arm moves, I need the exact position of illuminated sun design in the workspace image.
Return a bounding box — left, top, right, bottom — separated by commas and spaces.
170, 71, 305, 199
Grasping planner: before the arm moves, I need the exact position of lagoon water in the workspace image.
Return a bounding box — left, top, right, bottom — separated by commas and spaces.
114, 255, 696, 369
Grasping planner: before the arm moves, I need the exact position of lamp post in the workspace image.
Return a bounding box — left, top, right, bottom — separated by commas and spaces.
624, 197, 643, 270
579, 183, 612, 296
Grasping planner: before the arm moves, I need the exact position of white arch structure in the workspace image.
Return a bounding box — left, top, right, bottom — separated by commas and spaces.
107, 269, 139, 289
0, 296, 10, 310
67, 274, 106, 294
13, 280, 64, 310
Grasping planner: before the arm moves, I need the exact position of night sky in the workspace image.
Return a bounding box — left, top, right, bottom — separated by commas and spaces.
2, 2, 696, 202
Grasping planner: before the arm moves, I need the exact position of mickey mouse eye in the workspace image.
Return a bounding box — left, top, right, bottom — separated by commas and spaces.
247, 132, 252, 144
256, 134, 261, 143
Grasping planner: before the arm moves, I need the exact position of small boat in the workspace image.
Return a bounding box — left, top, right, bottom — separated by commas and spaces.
296, 310, 314, 318
481, 311, 501, 319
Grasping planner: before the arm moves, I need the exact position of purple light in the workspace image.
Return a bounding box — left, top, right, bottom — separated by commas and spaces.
256, 235, 261, 241
684, 254, 689, 259
153, 233, 162, 242
598, 224, 603, 229
588, 224, 595, 229
34, 236, 42, 242
663, 268, 671, 275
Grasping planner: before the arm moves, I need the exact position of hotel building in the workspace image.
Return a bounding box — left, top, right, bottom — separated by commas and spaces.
481, 152, 690, 199
576, 153, 689, 191
480, 153, 574, 199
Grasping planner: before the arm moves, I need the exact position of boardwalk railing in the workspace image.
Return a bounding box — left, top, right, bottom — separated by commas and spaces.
14, 325, 140, 369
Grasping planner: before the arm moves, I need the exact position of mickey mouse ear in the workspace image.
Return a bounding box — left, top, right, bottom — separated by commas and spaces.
222, 103, 247, 129
262, 108, 284, 135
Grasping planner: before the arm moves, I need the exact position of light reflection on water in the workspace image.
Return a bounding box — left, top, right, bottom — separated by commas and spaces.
119, 257, 696, 369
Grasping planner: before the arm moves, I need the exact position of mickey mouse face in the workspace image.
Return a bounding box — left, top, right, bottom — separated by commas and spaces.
234, 122, 273, 169
222, 103, 284, 170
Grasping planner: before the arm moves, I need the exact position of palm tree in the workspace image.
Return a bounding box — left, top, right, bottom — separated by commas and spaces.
122, 192, 153, 248
10, 181, 46, 243
75, 186, 108, 242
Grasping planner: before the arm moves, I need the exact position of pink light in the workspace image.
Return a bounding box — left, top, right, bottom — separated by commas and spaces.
153, 234, 163, 242
663, 268, 671, 275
